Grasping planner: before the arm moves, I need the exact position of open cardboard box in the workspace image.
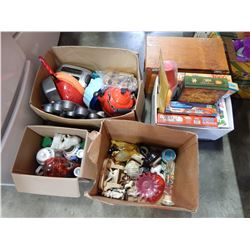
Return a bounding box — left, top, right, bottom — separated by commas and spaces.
86, 120, 199, 212
29, 46, 144, 128
11, 125, 96, 197
151, 52, 234, 140
151, 76, 235, 140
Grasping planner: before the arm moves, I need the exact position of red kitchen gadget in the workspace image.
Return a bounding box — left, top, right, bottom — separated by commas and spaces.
98, 87, 136, 116
38, 56, 83, 105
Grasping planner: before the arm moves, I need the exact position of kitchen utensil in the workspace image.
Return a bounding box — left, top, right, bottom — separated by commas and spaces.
38, 56, 83, 105
98, 87, 136, 116
42, 76, 61, 102
57, 64, 92, 88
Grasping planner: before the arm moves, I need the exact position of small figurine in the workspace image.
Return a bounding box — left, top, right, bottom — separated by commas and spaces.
110, 140, 139, 162
51, 133, 81, 151
103, 188, 126, 199
150, 164, 166, 180
103, 183, 123, 192
105, 169, 120, 184
127, 185, 138, 198
125, 159, 140, 179
161, 194, 175, 206
124, 180, 134, 190
108, 159, 125, 170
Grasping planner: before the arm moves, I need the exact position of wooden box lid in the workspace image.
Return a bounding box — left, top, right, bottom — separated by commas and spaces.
146, 36, 229, 74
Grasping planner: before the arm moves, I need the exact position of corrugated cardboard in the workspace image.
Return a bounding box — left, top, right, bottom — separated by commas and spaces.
223, 37, 250, 81
157, 51, 170, 113
29, 46, 144, 128
86, 120, 199, 212
11, 125, 93, 197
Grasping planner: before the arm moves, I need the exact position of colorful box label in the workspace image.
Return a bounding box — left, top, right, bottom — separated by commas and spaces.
165, 101, 217, 117
157, 113, 218, 128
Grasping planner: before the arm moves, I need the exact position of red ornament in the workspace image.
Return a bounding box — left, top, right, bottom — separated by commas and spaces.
136, 173, 165, 203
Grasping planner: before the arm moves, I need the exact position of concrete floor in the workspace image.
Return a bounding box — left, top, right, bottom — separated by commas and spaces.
1, 32, 249, 217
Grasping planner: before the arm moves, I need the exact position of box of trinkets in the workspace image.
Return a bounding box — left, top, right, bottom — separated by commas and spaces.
85, 120, 199, 212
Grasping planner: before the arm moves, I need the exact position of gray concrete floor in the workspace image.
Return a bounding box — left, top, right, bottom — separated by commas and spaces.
1, 32, 249, 217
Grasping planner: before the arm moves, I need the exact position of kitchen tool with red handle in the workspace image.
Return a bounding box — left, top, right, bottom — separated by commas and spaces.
38, 56, 84, 105
38, 56, 55, 76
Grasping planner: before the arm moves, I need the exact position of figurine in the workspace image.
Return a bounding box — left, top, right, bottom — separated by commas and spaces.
103, 188, 125, 199
51, 133, 81, 151
161, 194, 175, 206
105, 169, 120, 184
130, 154, 145, 165
110, 140, 139, 162
127, 185, 138, 198
103, 183, 123, 192
124, 160, 140, 179
107, 159, 125, 170
124, 180, 134, 190
150, 164, 166, 180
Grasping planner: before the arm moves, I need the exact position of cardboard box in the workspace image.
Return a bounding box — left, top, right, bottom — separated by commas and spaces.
145, 36, 230, 94
86, 120, 199, 212
30, 46, 144, 128
152, 77, 235, 140
224, 37, 250, 81
11, 125, 96, 197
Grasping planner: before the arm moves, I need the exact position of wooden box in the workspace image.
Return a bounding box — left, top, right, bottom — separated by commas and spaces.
145, 36, 230, 94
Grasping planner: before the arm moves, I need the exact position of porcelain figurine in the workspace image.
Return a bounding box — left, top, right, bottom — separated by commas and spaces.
150, 164, 166, 180
51, 133, 81, 151
110, 140, 139, 162
127, 185, 138, 198
124, 160, 140, 179
103, 182, 123, 192
103, 188, 125, 199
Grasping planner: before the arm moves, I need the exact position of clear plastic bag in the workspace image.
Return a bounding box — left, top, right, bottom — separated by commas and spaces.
96, 71, 138, 92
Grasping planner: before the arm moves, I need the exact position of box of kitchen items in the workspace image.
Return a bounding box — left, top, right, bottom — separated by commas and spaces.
11, 125, 97, 197
29, 46, 144, 128
85, 120, 199, 213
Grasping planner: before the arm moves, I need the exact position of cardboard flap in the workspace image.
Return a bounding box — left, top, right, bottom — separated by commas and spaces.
157, 51, 170, 113
80, 131, 100, 180
87, 132, 102, 166
52, 46, 139, 77
103, 120, 194, 148
135, 80, 145, 121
